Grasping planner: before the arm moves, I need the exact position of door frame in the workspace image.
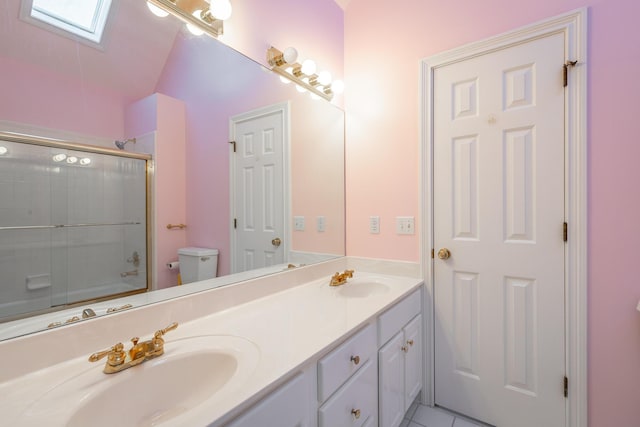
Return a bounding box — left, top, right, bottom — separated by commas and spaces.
420, 8, 587, 427
229, 102, 291, 273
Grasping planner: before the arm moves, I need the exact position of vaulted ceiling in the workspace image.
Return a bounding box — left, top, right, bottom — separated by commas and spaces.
0, 0, 182, 100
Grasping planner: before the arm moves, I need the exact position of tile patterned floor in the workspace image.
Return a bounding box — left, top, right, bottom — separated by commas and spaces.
400, 401, 488, 427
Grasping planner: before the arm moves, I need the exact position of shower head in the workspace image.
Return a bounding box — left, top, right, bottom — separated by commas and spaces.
115, 138, 136, 150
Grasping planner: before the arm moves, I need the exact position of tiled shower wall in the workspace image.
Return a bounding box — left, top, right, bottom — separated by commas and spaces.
0, 140, 147, 320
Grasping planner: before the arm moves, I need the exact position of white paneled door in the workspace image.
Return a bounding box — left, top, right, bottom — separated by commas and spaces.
231, 105, 286, 273
433, 33, 566, 427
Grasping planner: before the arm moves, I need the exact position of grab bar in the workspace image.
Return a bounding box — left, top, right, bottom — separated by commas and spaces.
0, 221, 141, 231
166, 223, 187, 230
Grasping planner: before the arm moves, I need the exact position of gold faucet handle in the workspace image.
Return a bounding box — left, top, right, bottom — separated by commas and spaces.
155, 322, 179, 338
88, 342, 125, 363
344, 269, 354, 278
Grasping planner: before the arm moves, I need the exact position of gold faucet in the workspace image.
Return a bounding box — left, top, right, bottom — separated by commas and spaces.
329, 269, 354, 286
88, 322, 178, 374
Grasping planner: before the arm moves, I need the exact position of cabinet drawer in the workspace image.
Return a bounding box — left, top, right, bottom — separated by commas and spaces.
318, 360, 377, 427
377, 289, 421, 345
318, 323, 376, 401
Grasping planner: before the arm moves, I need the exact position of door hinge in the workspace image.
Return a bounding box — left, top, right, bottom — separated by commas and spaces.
233, 218, 237, 229
229, 140, 236, 153
563, 60, 578, 87
431, 248, 435, 259
564, 376, 568, 397
563, 222, 568, 242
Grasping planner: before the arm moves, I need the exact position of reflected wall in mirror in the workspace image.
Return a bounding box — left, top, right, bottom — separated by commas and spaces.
0, 0, 345, 339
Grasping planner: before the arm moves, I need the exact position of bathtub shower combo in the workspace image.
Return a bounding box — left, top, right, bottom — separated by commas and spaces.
0, 132, 150, 323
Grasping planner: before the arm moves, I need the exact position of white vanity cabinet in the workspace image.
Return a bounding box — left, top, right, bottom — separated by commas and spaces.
223, 287, 423, 427
225, 371, 314, 427
378, 289, 423, 427
317, 323, 378, 427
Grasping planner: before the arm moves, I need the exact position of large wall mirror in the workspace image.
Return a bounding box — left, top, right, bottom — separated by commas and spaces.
0, 0, 345, 340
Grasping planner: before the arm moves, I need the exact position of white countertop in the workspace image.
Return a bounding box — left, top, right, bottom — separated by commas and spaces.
0, 261, 422, 426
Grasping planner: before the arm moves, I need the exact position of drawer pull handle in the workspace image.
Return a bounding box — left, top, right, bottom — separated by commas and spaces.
351, 408, 361, 419
401, 345, 409, 353
350, 355, 360, 365
407, 339, 414, 346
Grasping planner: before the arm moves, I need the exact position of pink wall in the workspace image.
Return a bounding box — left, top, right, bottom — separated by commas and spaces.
344, 0, 640, 425
0, 56, 126, 138
125, 94, 187, 289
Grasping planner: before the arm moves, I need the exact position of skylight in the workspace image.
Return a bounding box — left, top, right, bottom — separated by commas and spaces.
24, 0, 112, 45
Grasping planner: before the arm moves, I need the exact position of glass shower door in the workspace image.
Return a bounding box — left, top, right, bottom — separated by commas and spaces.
0, 137, 149, 322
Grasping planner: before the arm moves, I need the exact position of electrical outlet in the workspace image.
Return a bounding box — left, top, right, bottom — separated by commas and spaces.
294, 216, 305, 231
370, 216, 380, 234
317, 216, 326, 232
396, 216, 415, 235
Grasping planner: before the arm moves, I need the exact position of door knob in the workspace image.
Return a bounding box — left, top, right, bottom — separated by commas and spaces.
271, 237, 282, 247
437, 248, 451, 260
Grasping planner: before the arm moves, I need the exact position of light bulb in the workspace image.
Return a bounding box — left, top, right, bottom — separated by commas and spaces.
53, 153, 66, 162
318, 71, 332, 86
187, 10, 205, 36
146, 1, 169, 17
332, 80, 345, 94
66, 156, 78, 164
301, 59, 317, 76
0, 146, 7, 155
208, 0, 232, 20
283, 47, 298, 64
80, 158, 91, 166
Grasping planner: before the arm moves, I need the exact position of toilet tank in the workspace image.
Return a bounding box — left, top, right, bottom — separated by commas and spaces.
177, 247, 219, 284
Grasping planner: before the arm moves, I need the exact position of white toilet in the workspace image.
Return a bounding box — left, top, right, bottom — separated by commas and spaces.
177, 247, 219, 284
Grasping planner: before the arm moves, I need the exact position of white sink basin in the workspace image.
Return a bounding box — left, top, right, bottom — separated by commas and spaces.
337, 277, 390, 298
20, 335, 260, 427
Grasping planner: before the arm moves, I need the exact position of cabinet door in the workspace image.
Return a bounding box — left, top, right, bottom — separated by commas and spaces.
404, 314, 422, 410
226, 373, 310, 427
378, 331, 405, 427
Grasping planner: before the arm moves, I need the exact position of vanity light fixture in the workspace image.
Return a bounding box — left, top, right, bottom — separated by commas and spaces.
146, 1, 170, 18
146, 0, 230, 38
0, 146, 7, 155
187, 10, 206, 36
267, 46, 344, 101
66, 156, 78, 164
52, 153, 67, 162
80, 157, 92, 166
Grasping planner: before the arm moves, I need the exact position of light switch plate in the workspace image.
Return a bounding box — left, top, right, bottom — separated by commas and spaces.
294, 216, 305, 231
317, 216, 326, 232
370, 216, 380, 234
396, 216, 415, 235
